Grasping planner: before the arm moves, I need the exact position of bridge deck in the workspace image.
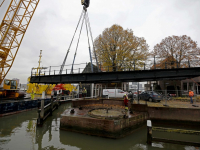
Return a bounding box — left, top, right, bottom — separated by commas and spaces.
30, 67, 200, 84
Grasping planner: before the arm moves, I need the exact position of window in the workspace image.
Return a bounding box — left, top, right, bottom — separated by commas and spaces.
10, 80, 17, 89
189, 82, 193, 90
11, 80, 16, 86
4, 80, 10, 85
152, 92, 158, 95
183, 83, 187, 91
118, 89, 124, 93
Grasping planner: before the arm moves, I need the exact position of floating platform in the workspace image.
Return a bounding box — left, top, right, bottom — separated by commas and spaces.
0, 98, 51, 117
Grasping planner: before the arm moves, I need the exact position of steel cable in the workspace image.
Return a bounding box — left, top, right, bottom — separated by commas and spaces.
86, 11, 99, 71
60, 9, 85, 74
84, 11, 93, 72
71, 10, 86, 73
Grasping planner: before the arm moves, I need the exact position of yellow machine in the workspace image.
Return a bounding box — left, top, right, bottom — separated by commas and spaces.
26, 50, 76, 95
27, 77, 76, 95
0, 79, 23, 98
0, 0, 79, 95
0, 0, 40, 85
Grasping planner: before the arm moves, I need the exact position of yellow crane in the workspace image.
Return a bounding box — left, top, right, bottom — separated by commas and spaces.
0, 0, 40, 85
0, 0, 6, 8
0, 0, 90, 86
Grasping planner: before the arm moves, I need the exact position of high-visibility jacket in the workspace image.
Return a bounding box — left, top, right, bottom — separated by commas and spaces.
189, 91, 194, 97
31, 92, 35, 100
83, 89, 87, 93
124, 96, 128, 106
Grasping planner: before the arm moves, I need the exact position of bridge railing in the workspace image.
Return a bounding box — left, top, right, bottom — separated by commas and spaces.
31, 57, 200, 76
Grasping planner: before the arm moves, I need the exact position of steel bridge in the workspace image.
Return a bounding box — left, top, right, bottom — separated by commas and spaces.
30, 67, 200, 84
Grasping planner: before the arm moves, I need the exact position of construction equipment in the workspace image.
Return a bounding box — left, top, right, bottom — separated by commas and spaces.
1, 0, 97, 91
52, 84, 70, 96
81, 0, 90, 8
27, 50, 52, 95
0, 0, 5, 8
27, 50, 76, 95
0, 0, 40, 85
0, 78, 24, 99
32, 50, 47, 75
60, 0, 99, 74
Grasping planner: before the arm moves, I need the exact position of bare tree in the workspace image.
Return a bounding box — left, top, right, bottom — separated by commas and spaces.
153, 35, 200, 68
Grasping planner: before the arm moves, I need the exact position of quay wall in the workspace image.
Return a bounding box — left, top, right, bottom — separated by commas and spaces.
61, 99, 146, 138
132, 104, 200, 122
60, 112, 147, 139
61, 100, 200, 138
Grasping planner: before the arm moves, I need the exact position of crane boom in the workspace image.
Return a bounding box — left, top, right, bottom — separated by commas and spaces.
0, 0, 5, 8
0, 0, 40, 84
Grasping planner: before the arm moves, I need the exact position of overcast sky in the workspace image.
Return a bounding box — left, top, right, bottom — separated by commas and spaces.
0, 0, 200, 84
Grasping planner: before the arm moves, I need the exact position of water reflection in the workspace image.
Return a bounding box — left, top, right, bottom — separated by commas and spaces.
0, 102, 199, 150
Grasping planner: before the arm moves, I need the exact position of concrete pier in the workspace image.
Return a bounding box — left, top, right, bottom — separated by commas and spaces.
60, 99, 148, 138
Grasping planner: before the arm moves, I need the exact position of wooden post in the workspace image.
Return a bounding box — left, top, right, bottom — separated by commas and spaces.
40, 99, 44, 119
37, 100, 44, 126
50, 96, 53, 116
37, 109, 41, 125
147, 120, 152, 145
137, 82, 139, 104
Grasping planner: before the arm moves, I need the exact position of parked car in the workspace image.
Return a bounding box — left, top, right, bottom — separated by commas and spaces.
139, 91, 162, 102
103, 89, 127, 98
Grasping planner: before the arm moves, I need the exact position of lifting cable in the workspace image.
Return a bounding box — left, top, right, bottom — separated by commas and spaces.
70, 9, 86, 73
60, 1, 98, 74
86, 11, 99, 72
84, 10, 93, 72
59, 9, 85, 74
0, 0, 5, 8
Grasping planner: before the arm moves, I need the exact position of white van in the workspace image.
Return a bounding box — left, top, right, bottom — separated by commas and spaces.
103, 89, 127, 98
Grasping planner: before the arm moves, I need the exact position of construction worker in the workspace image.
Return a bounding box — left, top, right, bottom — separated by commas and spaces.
124, 94, 129, 118
82, 87, 87, 97
189, 90, 194, 104
31, 90, 35, 100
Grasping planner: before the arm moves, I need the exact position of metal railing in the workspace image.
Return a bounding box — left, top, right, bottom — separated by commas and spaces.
31, 56, 200, 76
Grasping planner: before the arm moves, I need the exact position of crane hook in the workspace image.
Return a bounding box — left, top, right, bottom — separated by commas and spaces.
81, 0, 90, 8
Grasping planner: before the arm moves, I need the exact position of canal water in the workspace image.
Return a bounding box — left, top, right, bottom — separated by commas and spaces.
0, 102, 199, 150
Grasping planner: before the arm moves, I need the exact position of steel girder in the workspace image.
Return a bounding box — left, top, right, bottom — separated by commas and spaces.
30, 67, 200, 84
